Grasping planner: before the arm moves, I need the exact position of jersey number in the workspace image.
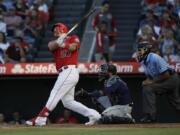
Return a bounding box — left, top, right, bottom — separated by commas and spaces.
60, 50, 71, 58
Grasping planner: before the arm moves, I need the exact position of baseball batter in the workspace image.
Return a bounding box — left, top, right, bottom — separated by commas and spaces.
26, 22, 101, 126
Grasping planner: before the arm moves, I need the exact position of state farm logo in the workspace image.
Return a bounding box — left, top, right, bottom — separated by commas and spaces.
11, 64, 57, 74
24, 64, 56, 73
114, 64, 134, 73
81, 63, 135, 73
88, 63, 99, 73
12, 64, 24, 73
77, 64, 88, 73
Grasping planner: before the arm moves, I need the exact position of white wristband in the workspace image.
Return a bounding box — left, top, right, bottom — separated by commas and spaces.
56, 37, 64, 45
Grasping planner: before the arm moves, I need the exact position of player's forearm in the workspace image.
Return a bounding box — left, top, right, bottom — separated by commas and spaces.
48, 39, 78, 52
48, 41, 59, 51
60, 43, 78, 52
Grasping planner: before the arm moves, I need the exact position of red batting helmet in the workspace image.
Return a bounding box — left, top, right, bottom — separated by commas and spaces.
52, 23, 68, 34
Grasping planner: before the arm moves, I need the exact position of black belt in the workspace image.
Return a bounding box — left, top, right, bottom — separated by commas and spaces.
167, 70, 176, 77
58, 66, 68, 73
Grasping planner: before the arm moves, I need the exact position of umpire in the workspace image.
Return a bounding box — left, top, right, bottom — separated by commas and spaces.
137, 42, 180, 123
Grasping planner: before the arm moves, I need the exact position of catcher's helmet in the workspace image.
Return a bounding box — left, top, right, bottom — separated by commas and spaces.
137, 41, 151, 62
52, 23, 68, 34
98, 64, 117, 81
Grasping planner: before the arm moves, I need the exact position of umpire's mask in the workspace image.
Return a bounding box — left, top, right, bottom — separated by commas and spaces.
137, 42, 151, 62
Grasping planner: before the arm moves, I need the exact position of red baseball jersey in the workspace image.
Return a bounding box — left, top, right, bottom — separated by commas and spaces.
50, 35, 80, 70
96, 32, 109, 53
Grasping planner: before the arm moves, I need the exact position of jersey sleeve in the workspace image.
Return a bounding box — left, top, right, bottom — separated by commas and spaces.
70, 35, 80, 49
153, 54, 169, 74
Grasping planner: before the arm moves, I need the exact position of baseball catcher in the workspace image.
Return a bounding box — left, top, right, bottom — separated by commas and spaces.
77, 64, 135, 124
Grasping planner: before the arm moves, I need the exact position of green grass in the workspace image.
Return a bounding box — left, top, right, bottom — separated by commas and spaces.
0, 127, 180, 135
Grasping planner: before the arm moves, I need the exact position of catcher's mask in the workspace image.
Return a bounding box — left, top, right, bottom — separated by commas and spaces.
52, 23, 68, 35
98, 64, 117, 81
137, 42, 151, 62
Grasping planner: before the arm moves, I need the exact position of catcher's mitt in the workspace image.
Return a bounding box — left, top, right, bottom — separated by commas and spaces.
75, 88, 89, 97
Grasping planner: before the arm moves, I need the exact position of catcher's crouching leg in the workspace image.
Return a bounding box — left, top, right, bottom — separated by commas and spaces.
98, 115, 135, 124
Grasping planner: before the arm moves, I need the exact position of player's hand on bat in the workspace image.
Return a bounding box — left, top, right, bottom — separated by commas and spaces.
56, 33, 67, 47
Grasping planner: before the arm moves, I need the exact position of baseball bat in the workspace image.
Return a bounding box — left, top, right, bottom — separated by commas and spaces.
66, 8, 96, 36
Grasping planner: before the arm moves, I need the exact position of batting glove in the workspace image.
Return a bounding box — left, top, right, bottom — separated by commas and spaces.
56, 34, 67, 47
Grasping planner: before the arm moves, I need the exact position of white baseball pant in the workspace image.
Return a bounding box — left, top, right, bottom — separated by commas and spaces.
45, 65, 100, 118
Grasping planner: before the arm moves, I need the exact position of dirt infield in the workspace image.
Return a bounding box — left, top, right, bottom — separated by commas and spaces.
1, 123, 180, 129
51, 123, 180, 128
